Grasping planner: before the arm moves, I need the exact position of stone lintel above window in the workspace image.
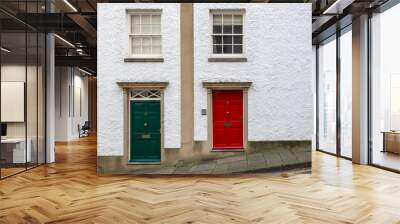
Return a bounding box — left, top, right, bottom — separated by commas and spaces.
117, 81, 169, 89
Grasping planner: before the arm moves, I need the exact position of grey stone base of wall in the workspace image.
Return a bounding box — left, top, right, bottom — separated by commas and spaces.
97, 141, 311, 175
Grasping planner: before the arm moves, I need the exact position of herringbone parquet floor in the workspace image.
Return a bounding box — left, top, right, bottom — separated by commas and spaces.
1, 135, 400, 224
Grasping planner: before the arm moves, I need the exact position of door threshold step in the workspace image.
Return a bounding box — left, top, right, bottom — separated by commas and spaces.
128, 162, 161, 165
212, 149, 245, 152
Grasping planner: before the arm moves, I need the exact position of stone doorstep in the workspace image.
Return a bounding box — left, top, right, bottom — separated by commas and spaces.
215, 155, 246, 164
173, 166, 192, 174
228, 161, 248, 172
132, 166, 175, 174
122, 146, 310, 175
247, 157, 266, 165
212, 163, 230, 174
246, 153, 266, 161
151, 167, 176, 174
247, 160, 267, 170
189, 162, 216, 172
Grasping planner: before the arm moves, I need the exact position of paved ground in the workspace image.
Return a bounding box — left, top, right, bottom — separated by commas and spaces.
134, 147, 311, 174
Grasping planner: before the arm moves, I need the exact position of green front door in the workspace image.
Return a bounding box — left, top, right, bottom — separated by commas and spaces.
130, 100, 161, 162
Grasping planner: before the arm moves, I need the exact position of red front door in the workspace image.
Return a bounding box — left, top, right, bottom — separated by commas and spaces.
212, 90, 243, 149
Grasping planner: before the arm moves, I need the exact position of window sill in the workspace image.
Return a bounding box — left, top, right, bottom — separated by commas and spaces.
208, 57, 247, 62
124, 58, 164, 62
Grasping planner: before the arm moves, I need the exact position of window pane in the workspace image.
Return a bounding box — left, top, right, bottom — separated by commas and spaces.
131, 24, 140, 34
233, 36, 242, 44
370, 4, 400, 171
233, 25, 243, 34
340, 29, 352, 158
132, 45, 141, 54
141, 24, 152, 34
132, 37, 142, 46
223, 45, 232, 54
152, 36, 161, 46
1, 31, 27, 177
233, 45, 242, 54
392, 77, 400, 113
213, 45, 222, 54
142, 37, 151, 54
152, 24, 161, 34
223, 36, 232, 44
213, 36, 222, 45
152, 45, 161, 54
152, 15, 161, 24
132, 37, 141, 54
223, 15, 233, 34
213, 25, 222, 34
223, 15, 233, 25
213, 15, 222, 25
132, 15, 140, 24
233, 15, 242, 25
318, 36, 337, 155
223, 25, 232, 34
142, 45, 151, 54
141, 15, 151, 24
142, 37, 151, 46
27, 32, 38, 169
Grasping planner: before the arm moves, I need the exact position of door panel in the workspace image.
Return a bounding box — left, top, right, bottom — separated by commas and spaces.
130, 101, 161, 162
212, 90, 244, 149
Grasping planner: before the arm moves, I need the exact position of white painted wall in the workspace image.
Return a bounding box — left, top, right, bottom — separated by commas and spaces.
55, 67, 89, 141
194, 3, 313, 141
97, 3, 181, 156
55, 67, 69, 141
72, 73, 89, 137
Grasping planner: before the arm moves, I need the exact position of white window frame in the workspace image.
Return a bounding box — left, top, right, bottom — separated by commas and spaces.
210, 9, 245, 58
127, 10, 162, 59
130, 89, 161, 101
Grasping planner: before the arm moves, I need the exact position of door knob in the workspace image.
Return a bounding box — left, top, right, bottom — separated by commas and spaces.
144, 122, 148, 127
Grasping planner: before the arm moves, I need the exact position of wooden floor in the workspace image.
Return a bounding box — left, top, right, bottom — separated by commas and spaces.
1, 136, 400, 223
0, 167, 26, 178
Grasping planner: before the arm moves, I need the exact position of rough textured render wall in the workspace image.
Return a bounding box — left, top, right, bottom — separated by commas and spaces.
97, 3, 181, 156
194, 3, 313, 142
